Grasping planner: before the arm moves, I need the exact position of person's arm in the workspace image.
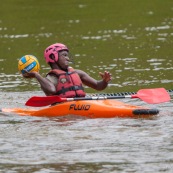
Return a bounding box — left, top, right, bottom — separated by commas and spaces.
23, 71, 57, 95
76, 70, 112, 91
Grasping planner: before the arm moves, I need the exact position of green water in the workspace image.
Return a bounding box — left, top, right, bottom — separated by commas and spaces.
1, 0, 173, 93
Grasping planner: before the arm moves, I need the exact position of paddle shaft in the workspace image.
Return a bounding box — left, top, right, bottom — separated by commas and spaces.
25, 95, 135, 107
64, 95, 133, 101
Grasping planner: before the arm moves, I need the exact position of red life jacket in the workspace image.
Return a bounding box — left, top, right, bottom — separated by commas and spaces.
47, 67, 86, 98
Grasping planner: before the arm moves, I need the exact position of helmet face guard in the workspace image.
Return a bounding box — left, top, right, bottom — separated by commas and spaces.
44, 43, 69, 63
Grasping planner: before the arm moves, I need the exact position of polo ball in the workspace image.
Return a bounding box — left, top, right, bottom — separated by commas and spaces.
18, 55, 40, 74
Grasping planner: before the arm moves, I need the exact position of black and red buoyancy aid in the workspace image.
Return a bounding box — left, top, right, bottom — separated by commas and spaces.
48, 67, 86, 98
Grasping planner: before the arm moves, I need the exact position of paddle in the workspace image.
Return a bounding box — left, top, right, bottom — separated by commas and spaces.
25, 88, 170, 107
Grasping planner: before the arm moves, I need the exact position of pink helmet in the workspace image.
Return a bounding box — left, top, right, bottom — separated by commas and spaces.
44, 43, 69, 63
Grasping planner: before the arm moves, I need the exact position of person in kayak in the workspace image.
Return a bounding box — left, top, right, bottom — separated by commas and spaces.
23, 43, 112, 97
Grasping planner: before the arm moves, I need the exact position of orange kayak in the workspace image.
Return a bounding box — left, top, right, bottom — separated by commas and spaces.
2, 100, 159, 118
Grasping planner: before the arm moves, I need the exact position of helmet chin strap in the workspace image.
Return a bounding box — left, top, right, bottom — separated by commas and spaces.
59, 65, 68, 71
53, 59, 64, 70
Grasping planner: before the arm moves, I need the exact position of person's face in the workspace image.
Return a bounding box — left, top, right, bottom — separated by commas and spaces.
57, 50, 70, 70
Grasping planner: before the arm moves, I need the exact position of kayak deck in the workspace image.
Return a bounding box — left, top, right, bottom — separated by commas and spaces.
2, 100, 159, 118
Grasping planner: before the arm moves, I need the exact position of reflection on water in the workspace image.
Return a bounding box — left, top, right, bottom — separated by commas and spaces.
0, 32, 52, 39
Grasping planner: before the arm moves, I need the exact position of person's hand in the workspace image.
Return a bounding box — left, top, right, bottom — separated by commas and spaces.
99, 71, 112, 83
22, 70, 38, 78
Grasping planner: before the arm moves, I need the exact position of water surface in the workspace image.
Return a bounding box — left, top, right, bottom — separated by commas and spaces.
0, 0, 173, 172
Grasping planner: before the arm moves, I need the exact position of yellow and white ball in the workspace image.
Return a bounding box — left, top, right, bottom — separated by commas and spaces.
18, 55, 40, 75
